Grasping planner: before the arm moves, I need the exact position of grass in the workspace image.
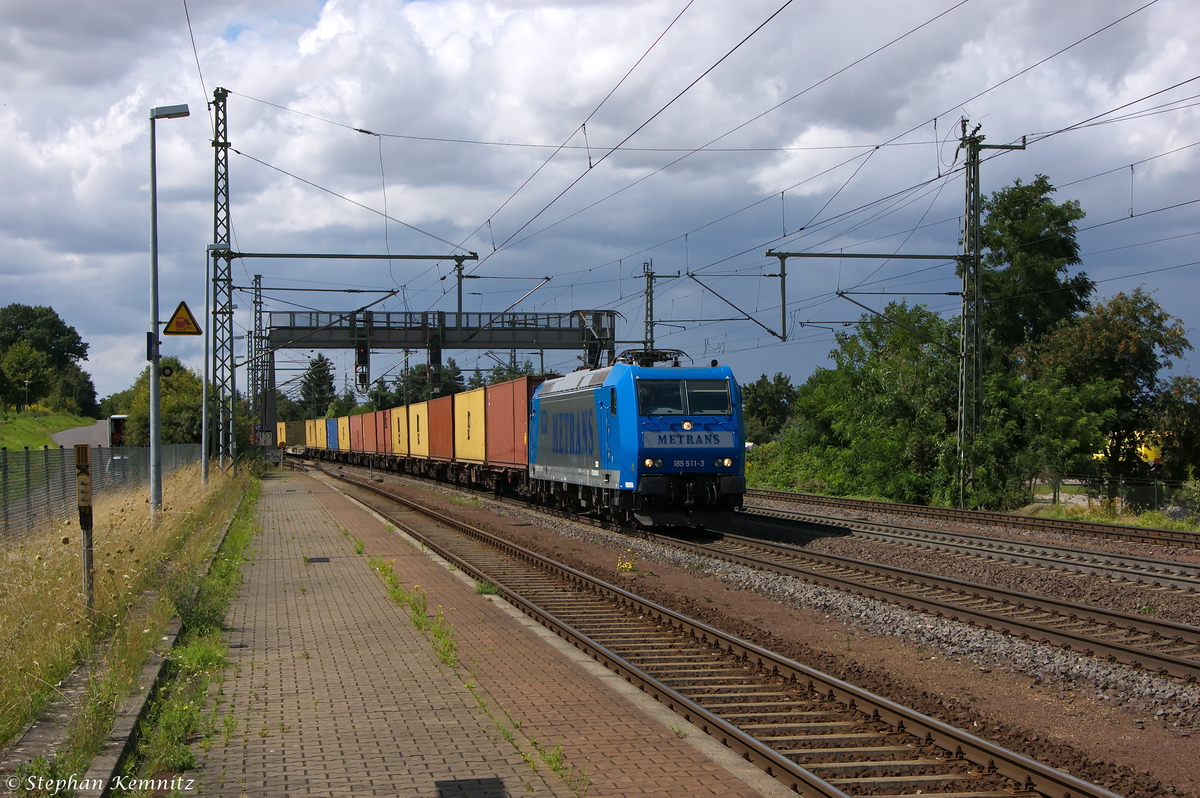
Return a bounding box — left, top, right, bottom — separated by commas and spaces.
1024, 499, 1200, 531
0, 463, 252, 789
113, 484, 260, 794
0, 408, 97, 450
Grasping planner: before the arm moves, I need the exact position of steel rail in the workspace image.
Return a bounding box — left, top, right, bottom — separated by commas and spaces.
741, 504, 1200, 592
327, 470, 1124, 798
746, 489, 1200, 549
665, 531, 1200, 682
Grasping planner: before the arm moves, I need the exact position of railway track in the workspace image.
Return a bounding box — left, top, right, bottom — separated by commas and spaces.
322, 460, 1200, 680
746, 488, 1200, 550
741, 503, 1200, 593
327, 469, 1124, 798
654, 529, 1200, 682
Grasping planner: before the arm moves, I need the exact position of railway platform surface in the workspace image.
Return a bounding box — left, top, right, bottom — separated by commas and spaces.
191, 469, 788, 797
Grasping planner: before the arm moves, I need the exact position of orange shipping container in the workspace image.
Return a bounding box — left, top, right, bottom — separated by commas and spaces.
485, 377, 542, 468
363, 412, 380, 453
429, 395, 454, 461
374, 409, 390, 454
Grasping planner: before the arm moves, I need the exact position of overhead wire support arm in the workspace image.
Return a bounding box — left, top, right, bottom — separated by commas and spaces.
835, 291, 957, 356
764, 249, 960, 344
213, 251, 478, 260
686, 273, 782, 340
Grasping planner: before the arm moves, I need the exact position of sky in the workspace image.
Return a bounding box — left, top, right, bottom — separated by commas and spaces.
2, 0, 1198, 402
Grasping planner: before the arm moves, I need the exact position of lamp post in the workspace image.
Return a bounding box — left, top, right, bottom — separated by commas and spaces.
149, 103, 189, 518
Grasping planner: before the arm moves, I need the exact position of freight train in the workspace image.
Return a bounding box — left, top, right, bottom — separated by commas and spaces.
283, 361, 746, 527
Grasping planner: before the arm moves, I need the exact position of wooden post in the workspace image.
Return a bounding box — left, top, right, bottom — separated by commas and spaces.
75, 444, 93, 613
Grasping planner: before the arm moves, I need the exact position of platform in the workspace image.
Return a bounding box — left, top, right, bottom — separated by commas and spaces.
190, 470, 789, 797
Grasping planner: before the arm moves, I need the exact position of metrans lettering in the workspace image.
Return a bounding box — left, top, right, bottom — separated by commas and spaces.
551, 410, 595, 455
642, 431, 731, 448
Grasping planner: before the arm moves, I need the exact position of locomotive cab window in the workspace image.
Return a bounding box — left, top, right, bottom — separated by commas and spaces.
637, 380, 685, 415
637, 379, 731, 416
685, 380, 731, 415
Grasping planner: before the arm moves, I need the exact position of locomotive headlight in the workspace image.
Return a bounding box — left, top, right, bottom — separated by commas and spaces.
682, 420, 693, 431
722, 458, 733, 467
644, 458, 654, 468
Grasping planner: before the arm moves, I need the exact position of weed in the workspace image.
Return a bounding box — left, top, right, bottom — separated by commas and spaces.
670, 723, 688, 739
353, 537, 365, 555
409, 588, 431, 632
532, 740, 590, 796
222, 713, 237, 745
617, 549, 636, 572
431, 607, 457, 667
475, 580, 502, 595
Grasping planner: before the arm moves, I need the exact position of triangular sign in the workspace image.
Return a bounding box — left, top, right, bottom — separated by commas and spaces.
163, 301, 202, 336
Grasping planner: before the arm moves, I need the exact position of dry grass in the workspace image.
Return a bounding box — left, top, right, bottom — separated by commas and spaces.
0, 463, 242, 750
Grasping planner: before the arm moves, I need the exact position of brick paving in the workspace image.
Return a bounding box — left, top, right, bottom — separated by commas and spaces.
192, 470, 786, 797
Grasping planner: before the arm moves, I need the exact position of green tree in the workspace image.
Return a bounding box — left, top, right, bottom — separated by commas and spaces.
979, 175, 1094, 360
1014, 366, 1117, 501
274, 390, 303, 423
743, 372, 798, 443
761, 303, 959, 504
467, 367, 487, 389
299, 354, 336, 419
437, 358, 466, 397
1151, 375, 1200, 482
0, 304, 89, 371
2, 340, 54, 409
326, 390, 358, 418
367, 378, 396, 409
47, 361, 98, 416
124, 357, 204, 445
1023, 288, 1191, 485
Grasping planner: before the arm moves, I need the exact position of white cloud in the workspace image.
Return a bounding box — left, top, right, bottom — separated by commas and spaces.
0, 0, 1197, 400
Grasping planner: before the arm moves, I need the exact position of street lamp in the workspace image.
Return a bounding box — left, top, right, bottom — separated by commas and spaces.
149, 103, 189, 518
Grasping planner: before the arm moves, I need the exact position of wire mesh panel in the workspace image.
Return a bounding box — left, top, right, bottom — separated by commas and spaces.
0, 445, 201, 540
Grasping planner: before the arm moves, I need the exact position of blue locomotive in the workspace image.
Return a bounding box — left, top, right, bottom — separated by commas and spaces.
528, 361, 745, 526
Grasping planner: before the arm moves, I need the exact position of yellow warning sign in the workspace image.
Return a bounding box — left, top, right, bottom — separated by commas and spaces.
163, 301, 202, 336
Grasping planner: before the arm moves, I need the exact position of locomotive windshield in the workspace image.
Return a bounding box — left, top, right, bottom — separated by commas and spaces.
685, 380, 732, 414
637, 379, 731, 416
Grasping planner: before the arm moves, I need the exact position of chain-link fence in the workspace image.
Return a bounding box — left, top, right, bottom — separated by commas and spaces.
1042, 474, 1198, 518
0, 445, 202, 539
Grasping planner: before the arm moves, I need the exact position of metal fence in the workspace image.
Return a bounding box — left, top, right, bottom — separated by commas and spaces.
0, 445, 202, 539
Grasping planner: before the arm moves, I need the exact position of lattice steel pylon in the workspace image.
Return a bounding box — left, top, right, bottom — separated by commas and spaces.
211, 87, 236, 471
956, 120, 1024, 508
248, 274, 264, 446
958, 123, 983, 508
